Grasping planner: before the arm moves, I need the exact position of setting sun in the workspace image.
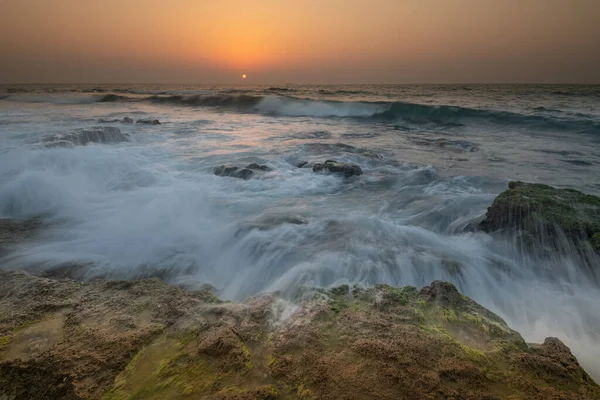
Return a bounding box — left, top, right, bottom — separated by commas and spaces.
242, 74, 247, 79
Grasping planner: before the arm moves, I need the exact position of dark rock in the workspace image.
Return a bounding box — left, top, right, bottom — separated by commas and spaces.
312, 160, 363, 178
40, 127, 129, 147
593, 233, 600, 251
136, 119, 161, 125
213, 163, 272, 180
419, 280, 464, 308
0, 218, 41, 255
245, 163, 272, 172
462, 223, 476, 233
213, 165, 253, 180
480, 181, 600, 252
296, 161, 309, 168
121, 117, 134, 124
238, 215, 308, 234
0, 360, 80, 400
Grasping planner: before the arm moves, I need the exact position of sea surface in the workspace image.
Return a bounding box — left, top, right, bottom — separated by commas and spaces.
1, 84, 600, 378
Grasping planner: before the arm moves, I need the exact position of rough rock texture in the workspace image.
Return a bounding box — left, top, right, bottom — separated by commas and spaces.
480, 181, 600, 252
214, 164, 273, 180
121, 117, 134, 124
40, 127, 129, 148
1, 272, 597, 400
312, 160, 363, 178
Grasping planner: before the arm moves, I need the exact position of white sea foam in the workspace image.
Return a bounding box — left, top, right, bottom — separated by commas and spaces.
1, 84, 600, 380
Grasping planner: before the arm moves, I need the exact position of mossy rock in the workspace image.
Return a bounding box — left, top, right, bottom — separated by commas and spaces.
592, 232, 600, 251
480, 181, 600, 250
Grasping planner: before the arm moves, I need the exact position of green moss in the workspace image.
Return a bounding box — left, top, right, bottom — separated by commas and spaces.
462, 313, 490, 334
459, 343, 487, 362
241, 343, 253, 370
329, 284, 349, 296
296, 383, 313, 400
104, 337, 221, 400
489, 182, 600, 237
376, 284, 419, 306
439, 308, 459, 323
0, 335, 11, 350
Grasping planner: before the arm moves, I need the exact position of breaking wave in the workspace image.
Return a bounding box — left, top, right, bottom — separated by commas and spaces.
3, 90, 599, 133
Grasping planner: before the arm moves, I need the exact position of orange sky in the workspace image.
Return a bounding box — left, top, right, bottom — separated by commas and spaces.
1, 0, 599, 83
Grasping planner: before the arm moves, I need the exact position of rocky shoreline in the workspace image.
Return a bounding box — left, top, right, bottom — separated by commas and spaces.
1, 272, 598, 400
1, 181, 600, 399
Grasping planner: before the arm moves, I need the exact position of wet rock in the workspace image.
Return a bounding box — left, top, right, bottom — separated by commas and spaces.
0, 360, 80, 400
213, 163, 272, 180
313, 160, 363, 178
40, 127, 129, 147
121, 117, 134, 124
480, 181, 600, 252
0, 271, 598, 400
0, 218, 41, 255
296, 161, 309, 168
246, 163, 272, 172
419, 280, 465, 308
237, 214, 308, 235
136, 119, 161, 125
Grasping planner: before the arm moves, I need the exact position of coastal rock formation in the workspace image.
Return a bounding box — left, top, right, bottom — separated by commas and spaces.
40, 127, 129, 148
214, 163, 273, 180
313, 160, 363, 178
480, 181, 600, 252
1, 271, 597, 400
121, 117, 134, 124
136, 119, 161, 125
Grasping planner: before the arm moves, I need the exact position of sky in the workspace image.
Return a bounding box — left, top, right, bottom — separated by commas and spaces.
1, 0, 599, 84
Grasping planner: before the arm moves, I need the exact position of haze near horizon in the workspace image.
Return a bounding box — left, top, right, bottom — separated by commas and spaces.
1, 0, 599, 84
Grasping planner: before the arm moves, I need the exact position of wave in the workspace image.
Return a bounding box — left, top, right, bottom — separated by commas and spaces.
4, 90, 599, 133
91, 93, 600, 132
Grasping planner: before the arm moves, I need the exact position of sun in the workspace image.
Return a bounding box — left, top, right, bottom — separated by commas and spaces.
242, 74, 247, 79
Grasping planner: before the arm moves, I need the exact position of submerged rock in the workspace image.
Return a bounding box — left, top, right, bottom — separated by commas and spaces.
40, 127, 129, 147
313, 160, 363, 178
0, 271, 597, 399
136, 119, 161, 125
0, 218, 41, 255
480, 181, 600, 252
214, 163, 272, 180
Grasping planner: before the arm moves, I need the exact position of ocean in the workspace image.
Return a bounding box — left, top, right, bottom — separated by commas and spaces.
1, 84, 600, 378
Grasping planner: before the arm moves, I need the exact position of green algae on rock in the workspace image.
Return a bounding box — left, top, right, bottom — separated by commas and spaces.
480, 181, 600, 250
1, 271, 599, 400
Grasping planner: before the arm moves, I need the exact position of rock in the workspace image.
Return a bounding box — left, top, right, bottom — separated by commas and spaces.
136, 119, 160, 125
313, 160, 363, 178
40, 127, 129, 147
480, 181, 600, 252
246, 163, 272, 172
121, 117, 134, 124
593, 233, 600, 251
213, 163, 272, 180
0, 218, 41, 255
296, 161, 309, 168
0, 271, 598, 400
